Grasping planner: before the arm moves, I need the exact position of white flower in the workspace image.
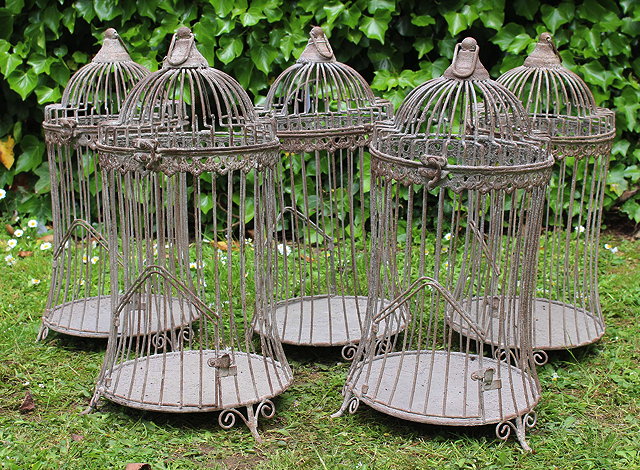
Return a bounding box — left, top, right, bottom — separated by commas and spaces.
27, 219, 38, 228
7, 239, 17, 249
604, 243, 612, 250
189, 261, 198, 269
610, 247, 619, 254
90, 256, 99, 265
13, 229, 23, 238
29, 278, 41, 286
22, 381, 29, 386
441, 245, 449, 253
444, 232, 452, 241
38, 383, 45, 388
277, 244, 292, 255
0, 188, 6, 199
82, 255, 88, 264
551, 372, 559, 381
79, 279, 86, 286
575, 225, 586, 234
5, 254, 16, 266
91, 240, 98, 249
443, 260, 450, 269
40, 242, 52, 251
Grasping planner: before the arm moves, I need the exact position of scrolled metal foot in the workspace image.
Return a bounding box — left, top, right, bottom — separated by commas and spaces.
341, 343, 357, 361
218, 399, 276, 443
495, 411, 536, 452
330, 393, 359, 418
533, 350, 548, 366
36, 324, 49, 341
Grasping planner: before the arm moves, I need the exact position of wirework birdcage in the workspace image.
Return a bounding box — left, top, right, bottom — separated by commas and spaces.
333, 38, 554, 450
87, 27, 292, 441
497, 33, 615, 358
38, 29, 148, 340
256, 27, 396, 359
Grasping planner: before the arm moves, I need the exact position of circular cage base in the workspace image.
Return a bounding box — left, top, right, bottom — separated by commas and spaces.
101, 350, 293, 413
253, 295, 404, 347
43, 295, 197, 338
448, 296, 605, 350
350, 350, 539, 426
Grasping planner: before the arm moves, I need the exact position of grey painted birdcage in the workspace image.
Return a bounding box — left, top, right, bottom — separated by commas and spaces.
38, 29, 148, 340
497, 33, 615, 357
333, 38, 554, 450
87, 27, 292, 441
256, 27, 396, 359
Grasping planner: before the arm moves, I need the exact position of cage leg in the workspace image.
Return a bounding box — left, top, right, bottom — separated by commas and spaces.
81, 391, 102, 415
495, 411, 537, 452
218, 399, 276, 443
36, 323, 49, 341
330, 391, 359, 418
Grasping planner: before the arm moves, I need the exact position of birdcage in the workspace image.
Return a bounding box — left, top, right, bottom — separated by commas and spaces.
38, 29, 148, 340
497, 33, 615, 358
87, 27, 292, 441
332, 38, 554, 450
255, 27, 397, 359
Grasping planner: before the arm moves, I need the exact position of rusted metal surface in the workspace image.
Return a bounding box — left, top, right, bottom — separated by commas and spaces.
38, 29, 148, 341
257, 27, 395, 358
498, 33, 615, 354
334, 38, 553, 451
89, 27, 292, 442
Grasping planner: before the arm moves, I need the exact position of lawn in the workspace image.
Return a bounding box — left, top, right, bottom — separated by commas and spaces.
0, 226, 639, 469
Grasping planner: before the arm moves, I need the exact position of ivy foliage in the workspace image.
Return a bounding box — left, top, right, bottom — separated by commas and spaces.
0, 0, 638, 224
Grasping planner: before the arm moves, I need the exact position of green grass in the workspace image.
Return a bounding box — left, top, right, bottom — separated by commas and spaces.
0, 229, 639, 469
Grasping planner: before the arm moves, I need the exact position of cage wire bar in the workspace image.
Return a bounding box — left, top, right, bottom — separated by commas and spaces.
38, 29, 148, 340
87, 27, 292, 441
496, 33, 616, 358
256, 27, 398, 359
333, 38, 554, 450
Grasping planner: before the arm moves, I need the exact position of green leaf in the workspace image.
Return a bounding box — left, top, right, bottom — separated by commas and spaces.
92, 0, 119, 21
513, 0, 538, 20
480, 9, 504, 30
137, 0, 158, 21
0, 53, 22, 77
6, 0, 24, 15
367, 0, 395, 14
0, 9, 14, 40
33, 162, 50, 194
27, 55, 55, 74
411, 14, 435, 27
49, 62, 70, 87
541, 3, 575, 34
217, 37, 243, 64
414, 37, 433, 58
74, 0, 96, 22
621, 200, 640, 223
34, 85, 61, 105
15, 135, 44, 173
241, 7, 265, 26
360, 12, 390, 44
443, 12, 467, 36
42, 5, 62, 35
323, 4, 345, 25
7, 69, 38, 100
491, 23, 527, 51
210, 0, 236, 17
249, 42, 278, 74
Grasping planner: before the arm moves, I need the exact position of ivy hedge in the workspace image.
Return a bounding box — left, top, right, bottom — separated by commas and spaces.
0, 0, 638, 226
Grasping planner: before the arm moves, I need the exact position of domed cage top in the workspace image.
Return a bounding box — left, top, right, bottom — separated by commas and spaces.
89, 28, 291, 442
38, 29, 149, 340
497, 33, 615, 352
254, 27, 397, 358
333, 38, 553, 451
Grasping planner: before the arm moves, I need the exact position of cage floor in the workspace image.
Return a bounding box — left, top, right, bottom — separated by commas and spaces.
350, 350, 539, 426
254, 295, 404, 346
43, 295, 197, 338
448, 296, 605, 350
101, 350, 293, 412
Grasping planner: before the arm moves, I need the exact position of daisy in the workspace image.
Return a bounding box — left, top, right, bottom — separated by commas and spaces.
443, 232, 452, 241
27, 219, 38, 228
189, 261, 198, 269
29, 278, 41, 286
7, 239, 17, 249
604, 243, 612, 250
574, 225, 585, 234
90, 256, 99, 265
610, 247, 619, 254
0, 188, 6, 199
13, 229, 23, 238
82, 255, 88, 263
4, 254, 16, 266
40, 242, 52, 250
79, 279, 86, 286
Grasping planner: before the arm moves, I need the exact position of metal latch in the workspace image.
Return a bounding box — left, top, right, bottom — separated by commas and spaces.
471, 367, 502, 391
208, 354, 237, 377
